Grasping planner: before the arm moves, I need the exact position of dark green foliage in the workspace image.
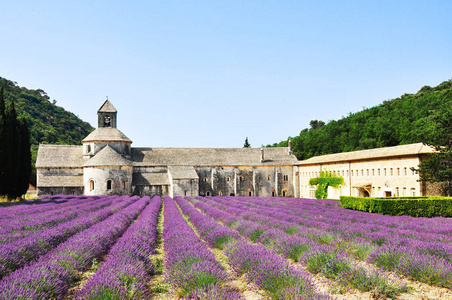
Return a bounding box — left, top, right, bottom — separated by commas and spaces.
413, 106, 452, 196
243, 137, 251, 148
0, 77, 94, 186
309, 171, 344, 199
269, 79, 452, 160
0, 82, 32, 199
340, 196, 452, 217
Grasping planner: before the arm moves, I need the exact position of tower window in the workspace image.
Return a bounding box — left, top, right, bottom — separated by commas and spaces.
203, 176, 208, 182
107, 180, 112, 190
90, 180, 95, 191
283, 175, 289, 181
206, 191, 211, 196
86, 145, 91, 153
226, 176, 231, 182
103, 115, 112, 127
271, 190, 276, 197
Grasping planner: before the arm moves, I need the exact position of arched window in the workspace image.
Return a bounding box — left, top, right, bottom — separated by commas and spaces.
282, 190, 287, 197
248, 190, 253, 196
271, 190, 276, 197
203, 177, 208, 182
267, 175, 271, 181
90, 180, 95, 191
218, 191, 223, 196
206, 191, 211, 196
107, 180, 112, 190
103, 114, 112, 127
226, 176, 231, 182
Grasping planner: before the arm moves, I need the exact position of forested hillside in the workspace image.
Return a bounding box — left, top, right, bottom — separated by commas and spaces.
270, 79, 452, 160
0, 77, 94, 185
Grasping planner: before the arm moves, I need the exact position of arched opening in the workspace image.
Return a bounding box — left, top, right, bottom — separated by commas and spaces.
90, 180, 95, 191
103, 114, 112, 127
271, 190, 276, 197
218, 191, 223, 196
206, 191, 211, 196
226, 176, 231, 182
282, 190, 287, 197
107, 180, 112, 190
184, 190, 188, 196
203, 177, 208, 182
248, 190, 253, 196
267, 175, 271, 181
123, 179, 128, 189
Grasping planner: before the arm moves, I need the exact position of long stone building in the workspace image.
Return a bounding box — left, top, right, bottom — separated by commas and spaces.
36, 100, 298, 197
36, 100, 440, 198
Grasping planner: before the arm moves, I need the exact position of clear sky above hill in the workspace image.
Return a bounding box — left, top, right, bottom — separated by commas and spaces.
1, 1, 451, 147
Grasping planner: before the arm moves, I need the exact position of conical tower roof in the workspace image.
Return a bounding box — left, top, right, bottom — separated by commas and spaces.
83, 145, 133, 167
98, 100, 117, 113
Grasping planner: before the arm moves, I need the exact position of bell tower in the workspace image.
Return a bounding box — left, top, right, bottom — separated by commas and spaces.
98, 99, 117, 128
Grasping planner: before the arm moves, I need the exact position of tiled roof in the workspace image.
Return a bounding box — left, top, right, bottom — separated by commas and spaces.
131, 147, 297, 166
98, 100, 117, 113
168, 166, 199, 179
38, 175, 83, 187
36, 145, 84, 168
83, 145, 134, 167
82, 128, 132, 143
297, 143, 435, 165
132, 172, 170, 185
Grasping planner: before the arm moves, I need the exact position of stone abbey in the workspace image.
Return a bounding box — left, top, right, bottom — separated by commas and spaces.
36, 100, 439, 198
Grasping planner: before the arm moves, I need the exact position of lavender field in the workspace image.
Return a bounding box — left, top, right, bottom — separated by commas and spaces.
0, 195, 451, 299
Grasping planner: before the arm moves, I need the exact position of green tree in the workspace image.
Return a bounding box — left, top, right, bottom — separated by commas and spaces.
0, 82, 31, 200
243, 137, 251, 148
415, 107, 452, 196
309, 171, 344, 199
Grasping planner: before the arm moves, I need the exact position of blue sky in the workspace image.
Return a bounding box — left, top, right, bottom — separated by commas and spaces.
1, 1, 451, 147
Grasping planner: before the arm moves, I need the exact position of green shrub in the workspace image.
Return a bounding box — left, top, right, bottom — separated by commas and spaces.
340, 196, 452, 217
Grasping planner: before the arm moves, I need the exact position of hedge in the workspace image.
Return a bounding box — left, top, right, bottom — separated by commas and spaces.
339, 196, 452, 217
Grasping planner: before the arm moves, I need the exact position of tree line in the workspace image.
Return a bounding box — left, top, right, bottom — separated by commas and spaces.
0, 83, 31, 199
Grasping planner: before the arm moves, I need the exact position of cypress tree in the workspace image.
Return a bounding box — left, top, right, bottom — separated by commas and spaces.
4, 100, 20, 199
0, 84, 6, 196
17, 118, 31, 197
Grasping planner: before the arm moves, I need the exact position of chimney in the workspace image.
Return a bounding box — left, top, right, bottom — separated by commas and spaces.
260, 146, 265, 163
288, 138, 293, 155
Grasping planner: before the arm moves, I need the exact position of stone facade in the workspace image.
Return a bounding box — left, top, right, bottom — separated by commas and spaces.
36, 100, 298, 197
36, 100, 440, 198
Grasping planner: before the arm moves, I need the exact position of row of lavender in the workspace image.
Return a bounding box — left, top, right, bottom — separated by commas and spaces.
0, 195, 133, 279
0, 195, 161, 299
187, 197, 406, 298
226, 196, 452, 284
173, 196, 332, 299
196, 196, 452, 289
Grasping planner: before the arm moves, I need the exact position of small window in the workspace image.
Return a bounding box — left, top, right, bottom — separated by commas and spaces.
282, 190, 287, 197
203, 177, 208, 182
271, 190, 276, 197
390, 168, 393, 176
218, 191, 223, 196
367, 169, 369, 176
267, 175, 271, 181
397, 168, 400, 176
184, 190, 188, 196
283, 175, 289, 181
411, 188, 416, 196
351, 170, 353, 176
86, 144, 91, 153
378, 168, 381, 176
356, 170, 358, 177
107, 180, 112, 190
361, 169, 364, 176
248, 190, 253, 196
384, 168, 387, 176
396, 187, 400, 197
123, 179, 128, 189
90, 180, 95, 191
404, 167, 407, 176
206, 191, 211, 196
240, 175, 244, 182
372, 169, 375, 176
226, 176, 231, 182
